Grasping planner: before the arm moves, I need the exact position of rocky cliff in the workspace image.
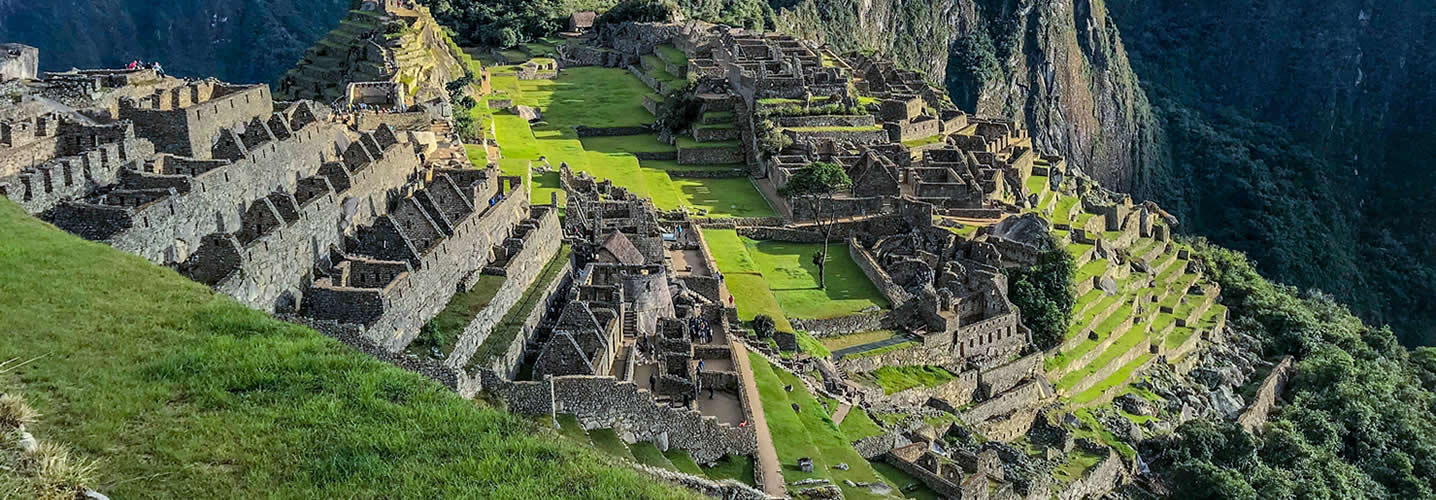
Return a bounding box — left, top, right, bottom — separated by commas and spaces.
772, 0, 1159, 191
0, 0, 350, 84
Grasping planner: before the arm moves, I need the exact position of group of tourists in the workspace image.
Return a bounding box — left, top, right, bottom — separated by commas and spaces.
688, 316, 715, 344
124, 59, 163, 77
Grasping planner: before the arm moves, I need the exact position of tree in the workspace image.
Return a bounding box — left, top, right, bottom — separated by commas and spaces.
779, 161, 852, 289
1004, 240, 1076, 350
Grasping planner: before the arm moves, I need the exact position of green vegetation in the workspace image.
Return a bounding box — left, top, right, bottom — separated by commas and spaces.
628, 442, 677, 471
427, 0, 561, 48
871, 461, 940, 500
795, 331, 830, 358
408, 274, 506, 359
1005, 241, 1077, 350
587, 428, 635, 460
744, 239, 889, 319
1053, 448, 1105, 483
747, 352, 889, 498
1148, 240, 1436, 498
0, 200, 689, 499
699, 455, 756, 486
664, 449, 705, 476
470, 245, 572, 367
838, 407, 886, 441
867, 365, 956, 395
842, 341, 918, 359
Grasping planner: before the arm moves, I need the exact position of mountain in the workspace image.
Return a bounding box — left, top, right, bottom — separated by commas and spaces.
0, 0, 350, 84
1107, 0, 1436, 347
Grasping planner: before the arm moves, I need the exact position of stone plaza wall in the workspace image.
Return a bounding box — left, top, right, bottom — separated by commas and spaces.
791, 310, 886, 336
486, 374, 757, 463
445, 207, 563, 370
850, 240, 912, 307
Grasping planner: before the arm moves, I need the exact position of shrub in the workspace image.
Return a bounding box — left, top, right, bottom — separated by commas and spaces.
1004, 236, 1076, 351
752, 315, 776, 339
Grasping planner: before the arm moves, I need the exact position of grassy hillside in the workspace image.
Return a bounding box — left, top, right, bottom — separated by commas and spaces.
0, 199, 692, 499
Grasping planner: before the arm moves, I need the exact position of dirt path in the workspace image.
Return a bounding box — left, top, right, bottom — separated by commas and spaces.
830, 403, 852, 426
732, 342, 786, 497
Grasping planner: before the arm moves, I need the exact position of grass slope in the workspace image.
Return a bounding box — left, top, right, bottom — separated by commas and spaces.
0, 200, 689, 499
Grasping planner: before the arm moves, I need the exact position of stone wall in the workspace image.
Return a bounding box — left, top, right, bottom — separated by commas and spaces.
772, 115, 875, 128
960, 380, 1044, 424
789, 195, 885, 221
782, 127, 887, 145
736, 225, 823, 242
849, 239, 911, 307
791, 311, 886, 336
692, 126, 740, 142
1058, 448, 1126, 500
677, 145, 743, 164
487, 374, 757, 463
867, 369, 977, 408
838, 344, 953, 373
575, 125, 651, 137
4, 134, 154, 215
488, 259, 576, 378
445, 207, 563, 370
629, 463, 767, 500
978, 352, 1042, 398
1238, 356, 1295, 433
118, 83, 274, 159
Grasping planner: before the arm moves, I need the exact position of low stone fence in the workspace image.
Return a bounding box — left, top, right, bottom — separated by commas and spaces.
772, 115, 875, 128
1237, 356, 1295, 433
634, 151, 678, 161
837, 344, 953, 373
791, 311, 886, 336
484, 372, 757, 463
737, 225, 823, 242
693, 126, 740, 142
677, 145, 743, 164
575, 125, 651, 137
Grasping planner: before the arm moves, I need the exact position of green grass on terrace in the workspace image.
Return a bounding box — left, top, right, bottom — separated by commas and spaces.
664, 449, 705, 476
1070, 354, 1155, 405
900, 134, 946, 148
748, 353, 890, 498
407, 274, 506, 359
629, 441, 677, 472
1075, 259, 1109, 283
797, 331, 832, 358
0, 200, 692, 499
867, 366, 956, 395
1056, 317, 1146, 392
656, 45, 689, 66
470, 245, 573, 368
701, 455, 756, 486
872, 461, 941, 500
676, 136, 742, 149
1054, 195, 1080, 222
587, 428, 635, 460
1053, 448, 1105, 483
1025, 174, 1050, 195
842, 341, 918, 359
579, 135, 676, 153
744, 239, 890, 319
838, 408, 887, 441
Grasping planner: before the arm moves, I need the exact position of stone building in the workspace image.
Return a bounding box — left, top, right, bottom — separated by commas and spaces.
0, 43, 38, 82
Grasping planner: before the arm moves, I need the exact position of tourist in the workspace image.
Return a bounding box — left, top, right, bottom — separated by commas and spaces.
152, 61, 164, 77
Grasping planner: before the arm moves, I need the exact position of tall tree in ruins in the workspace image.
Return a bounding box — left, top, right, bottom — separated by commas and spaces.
780, 161, 852, 290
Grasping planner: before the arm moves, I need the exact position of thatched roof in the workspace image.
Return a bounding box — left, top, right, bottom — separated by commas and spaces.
600, 230, 645, 266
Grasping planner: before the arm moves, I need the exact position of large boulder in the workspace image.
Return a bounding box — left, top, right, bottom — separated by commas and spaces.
986, 213, 1055, 251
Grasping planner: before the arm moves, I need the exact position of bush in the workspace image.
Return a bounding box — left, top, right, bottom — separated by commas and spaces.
752, 315, 776, 339
596, 0, 678, 28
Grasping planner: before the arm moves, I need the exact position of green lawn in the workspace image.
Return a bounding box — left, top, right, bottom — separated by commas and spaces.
664, 449, 705, 476
744, 240, 889, 319
630, 442, 678, 471
0, 200, 690, 499
488, 68, 768, 218
656, 45, 688, 66
407, 274, 506, 359
588, 428, 635, 460
700, 455, 756, 487
868, 366, 957, 395
871, 461, 940, 500
747, 353, 890, 499
838, 408, 887, 441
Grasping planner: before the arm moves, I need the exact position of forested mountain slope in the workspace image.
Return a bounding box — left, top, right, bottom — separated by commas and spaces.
1108, 0, 1436, 347
0, 0, 349, 84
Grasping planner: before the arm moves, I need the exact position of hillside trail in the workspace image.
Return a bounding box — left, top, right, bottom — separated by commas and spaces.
732, 342, 786, 497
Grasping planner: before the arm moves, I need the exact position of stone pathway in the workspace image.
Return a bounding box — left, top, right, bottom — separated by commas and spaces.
732, 342, 786, 497
831, 335, 912, 360
830, 402, 852, 426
